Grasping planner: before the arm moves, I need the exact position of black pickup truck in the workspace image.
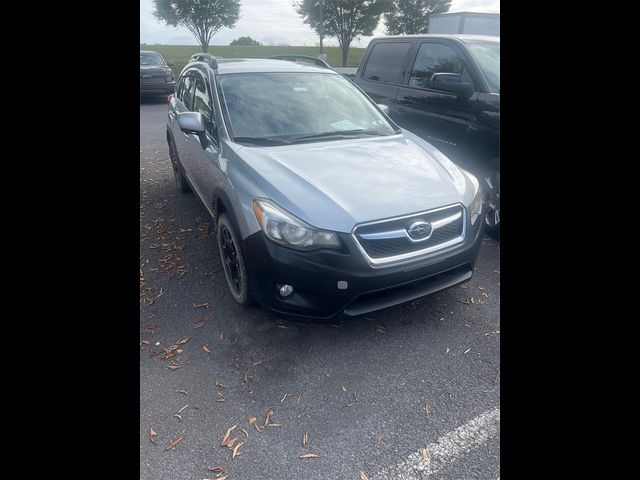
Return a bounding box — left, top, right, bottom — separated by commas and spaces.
353, 35, 500, 239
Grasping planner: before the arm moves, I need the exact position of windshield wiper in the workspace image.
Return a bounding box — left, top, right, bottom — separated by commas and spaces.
232, 136, 292, 146
288, 129, 389, 143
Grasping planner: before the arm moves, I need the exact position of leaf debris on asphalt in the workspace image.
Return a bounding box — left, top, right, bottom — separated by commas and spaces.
217, 392, 226, 402
358, 470, 369, 480
231, 441, 244, 460
149, 427, 157, 444
299, 453, 320, 459
193, 302, 211, 309
193, 319, 206, 329
165, 435, 185, 451
221, 425, 237, 448
424, 402, 432, 416
346, 392, 359, 407
280, 393, 288, 403
203, 344, 211, 353
303, 431, 308, 447
275, 319, 288, 329
176, 389, 188, 395
421, 448, 430, 461
216, 380, 228, 389
249, 416, 263, 433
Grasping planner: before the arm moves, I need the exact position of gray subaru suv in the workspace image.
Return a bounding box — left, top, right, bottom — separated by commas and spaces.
166, 54, 485, 321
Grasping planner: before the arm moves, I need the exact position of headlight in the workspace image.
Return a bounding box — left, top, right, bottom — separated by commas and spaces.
468, 179, 483, 226
252, 199, 341, 250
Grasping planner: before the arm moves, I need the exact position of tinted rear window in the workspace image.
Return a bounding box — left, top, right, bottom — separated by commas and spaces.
363, 42, 411, 84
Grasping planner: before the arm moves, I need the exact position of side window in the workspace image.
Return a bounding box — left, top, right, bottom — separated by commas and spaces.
363, 42, 412, 84
181, 73, 196, 110
408, 43, 472, 89
175, 75, 185, 99
193, 73, 215, 135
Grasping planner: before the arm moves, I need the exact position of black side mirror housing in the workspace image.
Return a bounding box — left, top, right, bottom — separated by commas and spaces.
430, 73, 474, 97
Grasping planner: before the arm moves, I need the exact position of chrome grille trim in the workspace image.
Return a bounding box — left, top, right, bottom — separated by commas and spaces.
352, 204, 466, 268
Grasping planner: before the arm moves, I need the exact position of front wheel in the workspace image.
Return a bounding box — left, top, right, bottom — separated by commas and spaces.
484, 170, 500, 240
216, 214, 255, 306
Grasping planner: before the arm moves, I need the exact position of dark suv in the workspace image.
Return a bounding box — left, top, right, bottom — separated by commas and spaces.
140, 50, 175, 97
353, 35, 500, 238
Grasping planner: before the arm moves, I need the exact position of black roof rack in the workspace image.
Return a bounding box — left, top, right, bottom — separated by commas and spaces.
188, 53, 219, 70
270, 55, 331, 69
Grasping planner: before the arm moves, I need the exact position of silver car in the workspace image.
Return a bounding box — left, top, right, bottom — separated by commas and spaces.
166, 54, 485, 321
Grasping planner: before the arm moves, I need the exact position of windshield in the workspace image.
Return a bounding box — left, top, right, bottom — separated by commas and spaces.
140, 53, 166, 66
218, 73, 397, 141
468, 43, 500, 93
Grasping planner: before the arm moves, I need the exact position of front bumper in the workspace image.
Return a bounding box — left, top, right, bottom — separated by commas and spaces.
140, 82, 175, 95
243, 214, 484, 322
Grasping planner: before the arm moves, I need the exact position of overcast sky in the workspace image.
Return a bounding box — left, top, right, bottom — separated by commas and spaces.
140, 0, 500, 47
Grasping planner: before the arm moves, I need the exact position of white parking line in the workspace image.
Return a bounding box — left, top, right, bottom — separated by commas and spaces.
375, 407, 500, 479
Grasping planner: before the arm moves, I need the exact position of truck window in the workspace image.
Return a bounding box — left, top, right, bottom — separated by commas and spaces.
408, 43, 471, 89
363, 42, 411, 84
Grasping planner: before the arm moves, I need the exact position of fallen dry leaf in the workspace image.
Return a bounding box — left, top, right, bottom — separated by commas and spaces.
165, 435, 185, 451
358, 470, 369, 480
231, 441, 244, 459
177, 337, 191, 345
303, 431, 308, 447
377, 432, 384, 443
221, 425, 237, 448
216, 380, 228, 389
297, 394, 303, 405
424, 402, 432, 416
203, 344, 211, 353
346, 393, 358, 407
299, 453, 320, 459
208, 466, 224, 474
275, 319, 288, 329
149, 427, 157, 444
464, 348, 471, 354
341, 385, 347, 392
217, 392, 226, 402
193, 302, 211, 309
376, 325, 386, 333
167, 365, 182, 370
193, 320, 206, 329
140, 340, 150, 348
421, 448, 430, 461
240, 428, 249, 438
280, 393, 288, 403
263, 410, 274, 428
176, 389, 188, 395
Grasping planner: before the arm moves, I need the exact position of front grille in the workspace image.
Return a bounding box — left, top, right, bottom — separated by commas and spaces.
141, 76, 166, 84
353, 204, 465, 265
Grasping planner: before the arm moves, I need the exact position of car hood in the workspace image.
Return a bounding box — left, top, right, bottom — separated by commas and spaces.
140, 65, 169, 73
235, 133, 476, 233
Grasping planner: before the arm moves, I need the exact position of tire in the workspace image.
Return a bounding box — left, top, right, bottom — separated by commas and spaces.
168, 137, 191, 193
484, 170, 500, 240
216, 213, 255, 306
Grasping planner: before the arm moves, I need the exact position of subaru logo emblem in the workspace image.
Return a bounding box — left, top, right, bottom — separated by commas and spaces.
407, 221, 432, 240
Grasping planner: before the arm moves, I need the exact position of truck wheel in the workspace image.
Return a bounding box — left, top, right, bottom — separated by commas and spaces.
169, 138, 191, 193
217, 214, 255, 306
484, 170, 500, 240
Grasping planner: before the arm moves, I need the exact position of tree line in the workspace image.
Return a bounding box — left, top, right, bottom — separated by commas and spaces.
153, 0, 452, 66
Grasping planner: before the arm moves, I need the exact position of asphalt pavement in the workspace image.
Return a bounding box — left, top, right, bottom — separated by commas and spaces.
140, 97, 500, 480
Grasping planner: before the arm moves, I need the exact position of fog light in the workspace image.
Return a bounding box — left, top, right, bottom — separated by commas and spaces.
279, 284, 294, 297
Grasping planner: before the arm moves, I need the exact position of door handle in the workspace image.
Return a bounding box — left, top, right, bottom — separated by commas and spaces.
396, 97, 414, 106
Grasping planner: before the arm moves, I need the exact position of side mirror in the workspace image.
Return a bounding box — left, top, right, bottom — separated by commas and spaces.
430, 73, 474, 97
377, 104, 390, 115
177, 112, 208, 148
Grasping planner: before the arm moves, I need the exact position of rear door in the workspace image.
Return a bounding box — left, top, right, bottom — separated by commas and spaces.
393, 40, 478, 166
355, 40, 413, 107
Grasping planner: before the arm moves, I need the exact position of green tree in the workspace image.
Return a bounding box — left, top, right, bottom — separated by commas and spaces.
153, 0, 241, 52
384, 0, 451, 35
230, 36, 262, 46
294, 0, 393, 66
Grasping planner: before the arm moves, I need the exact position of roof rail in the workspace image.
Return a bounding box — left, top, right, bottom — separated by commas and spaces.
188, 53, 219, 70
270, 55, 331, 69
